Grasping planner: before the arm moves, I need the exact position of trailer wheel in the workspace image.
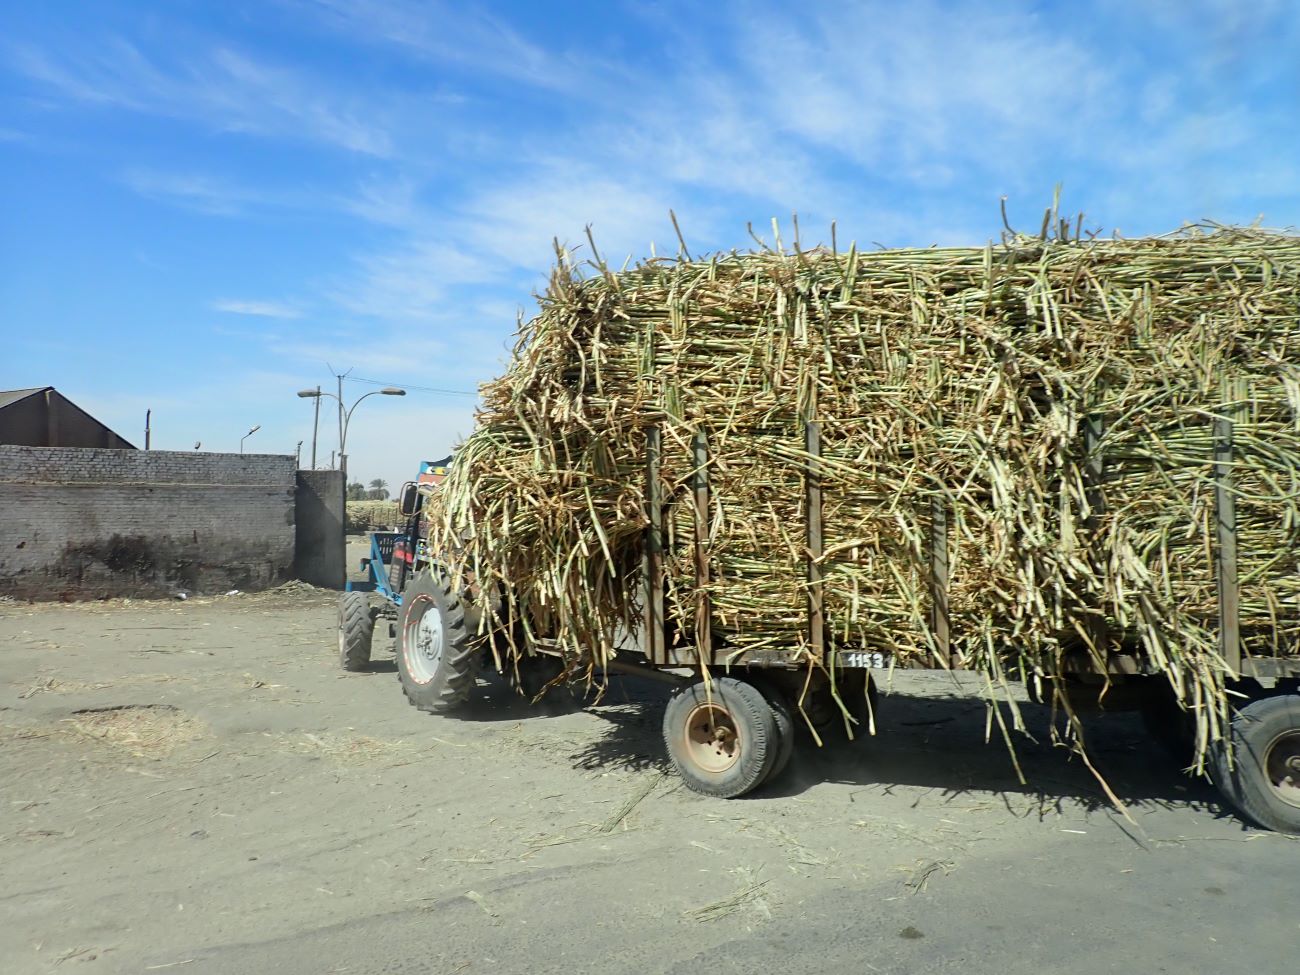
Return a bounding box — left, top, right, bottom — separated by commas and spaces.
663, 677, 778, 799
337, 592, 373, 672
1210, 693, 1300, 834
396, 569, 479, 713
751, 679, 795, 787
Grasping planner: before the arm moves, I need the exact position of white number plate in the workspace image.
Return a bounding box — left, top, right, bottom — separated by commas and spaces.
839, 651, 891, 669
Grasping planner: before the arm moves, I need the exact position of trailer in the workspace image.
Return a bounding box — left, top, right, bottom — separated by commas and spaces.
393, 229, 1300, 833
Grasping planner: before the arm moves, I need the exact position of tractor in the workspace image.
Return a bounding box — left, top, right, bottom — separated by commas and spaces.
336, 457, 450, 670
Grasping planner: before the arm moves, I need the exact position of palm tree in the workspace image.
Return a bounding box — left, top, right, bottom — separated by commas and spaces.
367, 478, 389, 500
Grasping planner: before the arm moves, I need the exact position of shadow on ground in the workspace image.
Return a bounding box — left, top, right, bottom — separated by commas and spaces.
568, 675, 1231, 824
451, 672, 593, 723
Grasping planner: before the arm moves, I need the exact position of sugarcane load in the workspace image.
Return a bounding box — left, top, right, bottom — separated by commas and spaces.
390, 219, 1300, 831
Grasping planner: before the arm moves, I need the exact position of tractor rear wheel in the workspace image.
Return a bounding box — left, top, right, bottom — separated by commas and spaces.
396, 569, 479, 713
337, 592, 373, 672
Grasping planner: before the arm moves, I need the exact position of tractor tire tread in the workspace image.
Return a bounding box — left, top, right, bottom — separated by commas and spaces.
396, 569, 479, 714
338, 592, 373, 672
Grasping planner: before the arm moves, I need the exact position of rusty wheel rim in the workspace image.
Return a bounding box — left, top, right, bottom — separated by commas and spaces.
1264, 729, 1300, 809
683, 702, 741, 774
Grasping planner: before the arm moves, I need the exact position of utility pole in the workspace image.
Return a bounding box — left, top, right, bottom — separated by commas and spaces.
337, 373, 347, 478
310, 385, 320, 468
145, 409, 151, 449
295, 373, 402, 499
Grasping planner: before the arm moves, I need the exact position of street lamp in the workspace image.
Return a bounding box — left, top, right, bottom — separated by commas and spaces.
299, 384, 322, 467
296, 384, 404, 477
240, 424, 261, 454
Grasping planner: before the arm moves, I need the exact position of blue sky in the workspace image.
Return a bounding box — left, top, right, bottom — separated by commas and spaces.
2, 0, 1298, 490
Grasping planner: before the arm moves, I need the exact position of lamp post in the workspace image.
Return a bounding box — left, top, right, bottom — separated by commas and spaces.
240, 424, 261, 454
296, 385, 405, 479
308, 385, 320, 467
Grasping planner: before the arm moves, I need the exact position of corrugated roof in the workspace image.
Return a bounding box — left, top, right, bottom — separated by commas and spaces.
0, 387, 51, 410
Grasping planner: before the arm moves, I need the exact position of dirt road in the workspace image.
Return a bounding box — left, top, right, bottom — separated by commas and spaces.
1, 588, 1296, 975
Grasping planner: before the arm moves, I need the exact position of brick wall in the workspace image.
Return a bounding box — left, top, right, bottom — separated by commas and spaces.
0, 446, 297, 599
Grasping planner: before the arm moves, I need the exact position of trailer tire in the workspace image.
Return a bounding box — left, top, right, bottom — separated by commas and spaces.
663, 677, 778, 799
750, 678, 795, 787
337, 592, 373, 672
1210, 693, 1300, 834
396, 569, 479, 713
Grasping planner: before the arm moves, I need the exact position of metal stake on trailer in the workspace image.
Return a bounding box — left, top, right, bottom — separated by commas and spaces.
805, 420, 825, 663
1214, 402, 1242, 676
1083, 412, 1108, 657
930, 497, 951, 667
643, 425, 666, 666
692, 430, 712, 664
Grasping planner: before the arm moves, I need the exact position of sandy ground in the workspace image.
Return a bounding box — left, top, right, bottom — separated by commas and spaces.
1, 567, 1297, 974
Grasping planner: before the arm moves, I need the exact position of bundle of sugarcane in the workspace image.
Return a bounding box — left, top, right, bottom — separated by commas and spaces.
434, 224, 1300, 759
345, 500, 400, 534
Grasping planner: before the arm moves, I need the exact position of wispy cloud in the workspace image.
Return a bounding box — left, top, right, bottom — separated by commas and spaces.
335, 175, 422, 228
213, 299, 301, 319
271, 332, 453, 377
11, 38, 393, 155
461, 168, 701, 270
732, 3, 1109, 171
319, 162, 716, 338
581, 1, 1109, 224
296, 0, 590, 93
121, 170, 271, 216
327, 239, 503, 322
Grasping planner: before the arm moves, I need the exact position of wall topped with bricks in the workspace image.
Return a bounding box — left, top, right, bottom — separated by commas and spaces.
0, 446, 299, 600
2, 446, 295, 485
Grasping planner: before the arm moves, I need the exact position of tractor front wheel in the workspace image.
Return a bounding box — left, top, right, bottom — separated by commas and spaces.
337, 592, 373, 672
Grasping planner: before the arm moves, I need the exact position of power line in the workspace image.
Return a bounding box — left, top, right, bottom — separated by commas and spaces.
348, 375, 479, 397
